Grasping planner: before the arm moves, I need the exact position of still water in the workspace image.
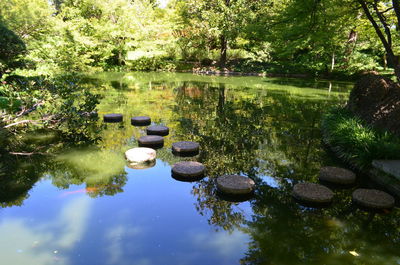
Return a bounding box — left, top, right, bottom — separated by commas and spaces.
1, 72, 399, 265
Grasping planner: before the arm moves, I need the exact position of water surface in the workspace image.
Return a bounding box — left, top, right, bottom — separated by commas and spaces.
1, 73, 399, 265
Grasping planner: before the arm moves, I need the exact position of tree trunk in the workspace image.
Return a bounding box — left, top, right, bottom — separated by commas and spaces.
358, 0, 400, 81
220, 35, 228, 68
219, 0, 230, 68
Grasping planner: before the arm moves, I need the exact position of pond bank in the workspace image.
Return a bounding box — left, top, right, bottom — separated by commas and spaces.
321, 108, 400, 198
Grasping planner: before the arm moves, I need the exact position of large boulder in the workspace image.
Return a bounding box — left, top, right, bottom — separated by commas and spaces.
347, 72, 400, 137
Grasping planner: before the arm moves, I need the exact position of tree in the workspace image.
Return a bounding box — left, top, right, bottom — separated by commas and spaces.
0, 21, 26, 74
357, 0, 400, 81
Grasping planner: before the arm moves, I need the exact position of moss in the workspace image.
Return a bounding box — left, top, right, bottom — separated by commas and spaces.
321, 107, 400, 170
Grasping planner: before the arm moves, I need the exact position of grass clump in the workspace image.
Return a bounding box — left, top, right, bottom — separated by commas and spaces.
321, 107, 400, 170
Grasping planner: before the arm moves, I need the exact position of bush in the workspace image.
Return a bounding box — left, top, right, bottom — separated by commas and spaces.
126, 56, 177, 71
321, 107, 400, 169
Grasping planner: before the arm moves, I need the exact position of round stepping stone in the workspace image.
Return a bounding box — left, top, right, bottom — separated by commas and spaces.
138, 135, 164, 148
172, 141, 200, 156
352, 189, 395, 210
147, 125, 169, 136
131, 116, 151, 126
319, 166, 356, 185
103, 113, 123, 123
216, 175, 255, 195
171, 161, 205, 181
292, 183, 334, 205
125, 147, 156, 164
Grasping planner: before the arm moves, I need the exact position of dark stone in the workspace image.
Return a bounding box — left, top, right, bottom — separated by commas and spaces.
319, 166, 356, 185
352, 188, 395, 210
216, 175, 255, 195
171, 161, 205, 182
147, 125, 169, 136
347, 73, 400, 137
292, 183, 334, 206
138, 135, 164, 149
103, 113, 123, 123
131, 116, 151, 126
172, 141, 200, 156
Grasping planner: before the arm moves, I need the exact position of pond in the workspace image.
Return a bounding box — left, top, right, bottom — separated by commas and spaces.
1, 72, 399, 265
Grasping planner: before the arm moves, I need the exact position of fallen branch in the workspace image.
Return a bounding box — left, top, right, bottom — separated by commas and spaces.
3, 119, 39, 128
9, 151, 51, 156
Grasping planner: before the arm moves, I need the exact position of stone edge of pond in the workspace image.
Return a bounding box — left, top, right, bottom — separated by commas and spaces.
321, 129, 400, 199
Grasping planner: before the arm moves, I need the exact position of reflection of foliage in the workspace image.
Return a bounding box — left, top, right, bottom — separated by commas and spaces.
242, 183, 400, 265
49, 148, 128, 198
171, 79, 347, 231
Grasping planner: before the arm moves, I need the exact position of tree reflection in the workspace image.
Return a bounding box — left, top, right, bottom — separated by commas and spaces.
172, 80, 400, 264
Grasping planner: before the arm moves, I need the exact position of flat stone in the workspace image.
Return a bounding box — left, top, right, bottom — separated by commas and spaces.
172, 141, 200, 155
216, 175, 255, 195
171, 161, 205, 181
147, 125, 169, 136
138, 135, 164, 148
125, 147, 156, 164
131, 116, 151, 126
292, 183, 334, 204
372, 160, 400, 180
352, 188, 395, 210
103, 113, 123, 123
319, 166, 356, 185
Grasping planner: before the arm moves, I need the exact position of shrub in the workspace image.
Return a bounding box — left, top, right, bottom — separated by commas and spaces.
321, 107, 400, 170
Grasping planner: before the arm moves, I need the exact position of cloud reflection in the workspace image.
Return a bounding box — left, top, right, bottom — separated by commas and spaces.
0, 196, 93, 265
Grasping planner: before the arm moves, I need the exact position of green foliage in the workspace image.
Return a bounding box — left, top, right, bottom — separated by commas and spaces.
321, 107, 400, 169
0, 22, 26, 73
127, 56, 177, 72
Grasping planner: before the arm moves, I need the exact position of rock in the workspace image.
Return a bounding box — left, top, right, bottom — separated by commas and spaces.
372, 160, 400, 180
352, 188, 395, 210
172, 141, 200, 156
216, 175, 255, 195
146, 125, 169, 136
319, 166, 356, 185
131, 116, 151, 126
347, 73, 400, 137
103, 113, 123, 123
292, 183, 334, 205
171, 161, 205, 181
125, 147, 156, 164
138, 135, 164, 148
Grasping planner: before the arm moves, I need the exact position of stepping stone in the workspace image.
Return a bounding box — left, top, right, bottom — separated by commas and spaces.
216, 175, 255, 195
125, 147, 156, 164
131, 116, 151, 126
352, 188, 395, 210
172, 141, 200, 156
147, 125, 169, 136
319, 166, 356, 185
292, 183, 334, 205
103, 113, 123, 123
138, 135, 164, 148
372, 160, 400, 180
171, 161, 205, 181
